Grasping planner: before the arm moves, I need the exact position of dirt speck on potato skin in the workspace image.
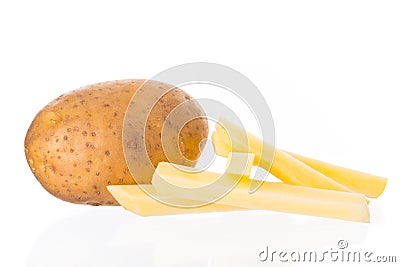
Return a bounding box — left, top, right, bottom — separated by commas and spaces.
24, 79, 208, 205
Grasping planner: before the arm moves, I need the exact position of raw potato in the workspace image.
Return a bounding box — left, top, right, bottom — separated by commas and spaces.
107, 152, 254, 215
287, 152, 387, 198
153, 163, 370, 222
24, 79, 208, 205
107, 185, 244, 216
107, 152, 255, 215
212, 118, 386, 198
213, 120, 353, 192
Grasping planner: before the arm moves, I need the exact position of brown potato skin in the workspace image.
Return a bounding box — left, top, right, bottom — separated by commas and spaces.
24, 80, 208, 205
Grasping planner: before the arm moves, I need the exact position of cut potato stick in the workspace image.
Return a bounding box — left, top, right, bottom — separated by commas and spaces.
107, 185, 245, 216
286, 152, 387, 198
211, 130, 231, 155
153, 163, 370, 223
213, 120, 353, 193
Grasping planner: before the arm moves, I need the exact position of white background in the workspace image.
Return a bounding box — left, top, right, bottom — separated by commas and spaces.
1, 1, 399, 266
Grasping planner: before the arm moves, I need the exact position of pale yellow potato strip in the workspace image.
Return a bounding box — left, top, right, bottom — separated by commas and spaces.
286, 152, 387, 198
213, 121, 353, 192
153, 163, 370, 223
211, 131, 231, 156
107, 185, 244, 216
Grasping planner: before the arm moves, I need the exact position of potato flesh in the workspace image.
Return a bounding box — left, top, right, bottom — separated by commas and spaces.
107, 152, 255, 216
213, 120, 353, 192
212, 119, 386, 198
287, 152, 387, 198
153, 163, 370, 223
107, 185, 244, 216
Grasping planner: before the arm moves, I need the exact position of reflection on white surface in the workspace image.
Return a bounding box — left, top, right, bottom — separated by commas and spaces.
28, 208, 368, 267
